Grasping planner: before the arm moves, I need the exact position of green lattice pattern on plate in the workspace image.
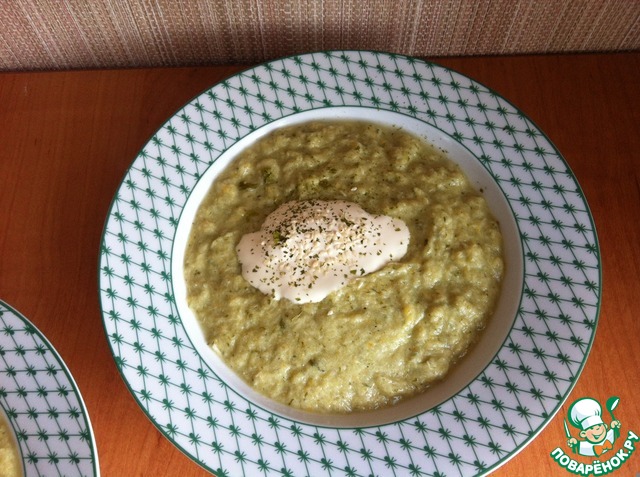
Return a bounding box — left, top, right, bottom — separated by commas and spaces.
0, 301, 99, 477
99, 51, 599, 476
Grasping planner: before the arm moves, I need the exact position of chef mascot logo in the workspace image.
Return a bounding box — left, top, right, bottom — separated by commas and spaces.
550, 396, 639, 475
566, 397, 620, 457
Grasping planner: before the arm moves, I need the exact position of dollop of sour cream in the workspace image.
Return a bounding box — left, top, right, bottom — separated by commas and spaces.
237, 200, 410, 303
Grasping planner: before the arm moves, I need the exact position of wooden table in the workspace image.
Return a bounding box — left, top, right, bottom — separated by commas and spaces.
1, 53, 638, 476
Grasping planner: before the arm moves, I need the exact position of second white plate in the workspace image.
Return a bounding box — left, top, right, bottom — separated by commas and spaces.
0, 300, 99, 477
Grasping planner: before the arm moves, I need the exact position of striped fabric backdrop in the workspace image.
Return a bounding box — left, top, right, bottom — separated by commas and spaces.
1, 0, 638, 71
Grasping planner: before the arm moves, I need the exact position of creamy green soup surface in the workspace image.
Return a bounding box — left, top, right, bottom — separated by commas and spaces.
0, 413, 21, 477
184, 120, 504, 413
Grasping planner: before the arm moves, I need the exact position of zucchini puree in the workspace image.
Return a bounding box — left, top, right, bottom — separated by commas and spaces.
184, 120, 504, 413
0, 414, 21, 477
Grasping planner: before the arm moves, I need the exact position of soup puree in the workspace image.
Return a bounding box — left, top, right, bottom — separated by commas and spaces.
0, 413, 21, 477
184, 120, 504, 413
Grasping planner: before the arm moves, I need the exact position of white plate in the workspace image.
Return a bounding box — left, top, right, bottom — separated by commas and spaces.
0, 301, 99, 476
99, 51, 600, 476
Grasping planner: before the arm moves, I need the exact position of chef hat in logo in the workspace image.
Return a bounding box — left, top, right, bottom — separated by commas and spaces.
568, 398, 604, 431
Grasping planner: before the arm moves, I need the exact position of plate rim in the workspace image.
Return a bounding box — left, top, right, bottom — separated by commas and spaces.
0, 299, 101, 477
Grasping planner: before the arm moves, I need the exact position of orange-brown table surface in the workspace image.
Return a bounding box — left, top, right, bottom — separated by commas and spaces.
1, 53, 639, 476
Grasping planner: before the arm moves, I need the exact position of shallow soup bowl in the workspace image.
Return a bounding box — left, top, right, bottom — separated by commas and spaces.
171, 106, 524, 428
100, 50, 600, 477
